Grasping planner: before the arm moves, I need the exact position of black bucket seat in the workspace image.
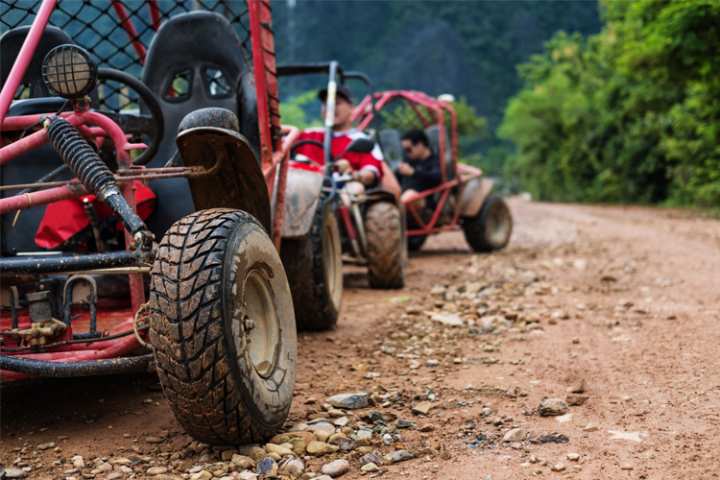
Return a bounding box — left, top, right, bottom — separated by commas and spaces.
0, 26, 74, 254
141, 11, 259, 237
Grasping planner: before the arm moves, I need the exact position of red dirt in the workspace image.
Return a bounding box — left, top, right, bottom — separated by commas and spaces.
2, 198, 719, 479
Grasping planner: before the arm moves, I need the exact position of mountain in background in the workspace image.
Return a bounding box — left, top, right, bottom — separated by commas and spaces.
272, 0, 601, 129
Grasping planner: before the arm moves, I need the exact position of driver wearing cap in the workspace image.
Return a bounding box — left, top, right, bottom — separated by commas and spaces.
294, 86, 384, 187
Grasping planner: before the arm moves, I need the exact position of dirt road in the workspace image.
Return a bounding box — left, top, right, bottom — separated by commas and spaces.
2, 199, 719, 479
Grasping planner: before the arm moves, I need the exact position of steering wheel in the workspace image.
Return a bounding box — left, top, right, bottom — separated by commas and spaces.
289, 139, 324, 162
96, 68, 164, 166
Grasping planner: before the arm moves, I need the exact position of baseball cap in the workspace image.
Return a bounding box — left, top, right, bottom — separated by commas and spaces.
318, 85, 353, 104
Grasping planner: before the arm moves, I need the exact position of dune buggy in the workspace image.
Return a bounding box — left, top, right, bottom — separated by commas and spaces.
353, 90, 512, 253
278, 62, 406, 296
0, 0, 301, 445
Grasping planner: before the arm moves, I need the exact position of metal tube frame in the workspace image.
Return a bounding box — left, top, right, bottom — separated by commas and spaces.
0, 0, 293, 380
352, 90, 480, 237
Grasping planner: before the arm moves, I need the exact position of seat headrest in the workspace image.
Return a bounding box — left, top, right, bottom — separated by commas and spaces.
0, 26, 74, 98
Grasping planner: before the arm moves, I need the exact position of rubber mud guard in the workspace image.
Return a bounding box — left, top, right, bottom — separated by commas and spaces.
176, 126, 271, 233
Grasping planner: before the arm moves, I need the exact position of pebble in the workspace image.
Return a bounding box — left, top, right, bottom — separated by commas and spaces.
327, 392, 370, 410
354, 429, 373, 445
320, 459, 350, 477
397, 419, 415, 429
412, 401, 433, 415
608, 430, 647, 443
93, 462, 112, 474
265, 443, 294, 456
37, 442, 56, 450
237, 472, 258, 480
431, 312, 464, 327
306, 441, 339, 456
147, 466, 169, 475
359, 452, 383, 466
190, 471, 213, 480
531, 432, 569, 444
3, 467, 27, 479
551, 463, 566, 472
385, 450, 415, 464
71, 455, 85, 469
231, 454, 256, 469
256, 457, 277, 476
502, 428, 526, 443
621, 463, 634, 470
329, 434, 356, 452
237, 445, 267, 461
278, 457, 305, 477
333, 416, 350, 427
308, 421, 336, 441
567, 453, 580, 461
361, 462, 380, 473
567, 380, 586, 393
538, 398, 569, 416
566, 393, 589, 406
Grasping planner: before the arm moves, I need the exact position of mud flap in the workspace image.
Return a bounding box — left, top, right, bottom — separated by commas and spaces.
176, 126, 271, 233
281, 166, 324, 238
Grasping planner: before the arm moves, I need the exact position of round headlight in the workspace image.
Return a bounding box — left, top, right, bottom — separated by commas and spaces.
42, 44, 97, 98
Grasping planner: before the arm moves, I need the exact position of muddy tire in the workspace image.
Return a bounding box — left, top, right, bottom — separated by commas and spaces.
462, 195, 512, 252
148, 208, 296, 445
281, 202, 343, 331
365, 201, 405, 289
407, 235, 427, 252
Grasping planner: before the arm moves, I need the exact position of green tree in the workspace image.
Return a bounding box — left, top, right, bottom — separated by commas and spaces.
280, 90, 321, 129
500, 0, 720, 207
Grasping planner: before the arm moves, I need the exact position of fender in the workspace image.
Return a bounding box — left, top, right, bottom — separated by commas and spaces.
281, 164, 324, 238
364, 189, 400, 207
176, 126, 271, 233
458, 177, 494, 218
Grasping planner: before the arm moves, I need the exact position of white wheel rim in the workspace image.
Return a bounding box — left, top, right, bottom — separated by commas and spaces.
323, 216, 343, 310
243, 266, 280, 378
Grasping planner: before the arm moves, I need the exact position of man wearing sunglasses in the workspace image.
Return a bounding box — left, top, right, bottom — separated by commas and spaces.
398, 129, 442, 208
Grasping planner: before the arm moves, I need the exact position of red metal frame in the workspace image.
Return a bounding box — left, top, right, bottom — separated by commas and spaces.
0, 0, 292, 380
112, 1, 147, 63
352, 90, 480, 237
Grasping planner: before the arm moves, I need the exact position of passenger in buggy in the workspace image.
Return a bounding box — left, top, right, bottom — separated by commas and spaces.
398, 128, 443, 209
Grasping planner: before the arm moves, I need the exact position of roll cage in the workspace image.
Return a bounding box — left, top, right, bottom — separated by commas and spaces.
351, 90, 483, 237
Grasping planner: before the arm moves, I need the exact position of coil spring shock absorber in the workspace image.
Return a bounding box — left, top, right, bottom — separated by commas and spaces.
46, 117, 151, 247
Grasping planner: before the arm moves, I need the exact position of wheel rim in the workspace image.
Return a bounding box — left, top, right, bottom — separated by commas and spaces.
323, 215, 343, 310
486, 203, 511, 246
241, 266, 280, 379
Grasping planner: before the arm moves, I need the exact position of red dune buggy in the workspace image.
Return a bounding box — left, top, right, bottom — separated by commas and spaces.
0, 0, 302, 445
278, 62, 406, 298
352, 90, 512, 253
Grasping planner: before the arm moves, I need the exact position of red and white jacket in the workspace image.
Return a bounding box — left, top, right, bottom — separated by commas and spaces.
294, 128, 384, 180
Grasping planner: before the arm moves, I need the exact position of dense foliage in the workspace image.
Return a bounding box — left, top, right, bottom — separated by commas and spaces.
272, 0, 600, 136
500, 0, 720, 206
